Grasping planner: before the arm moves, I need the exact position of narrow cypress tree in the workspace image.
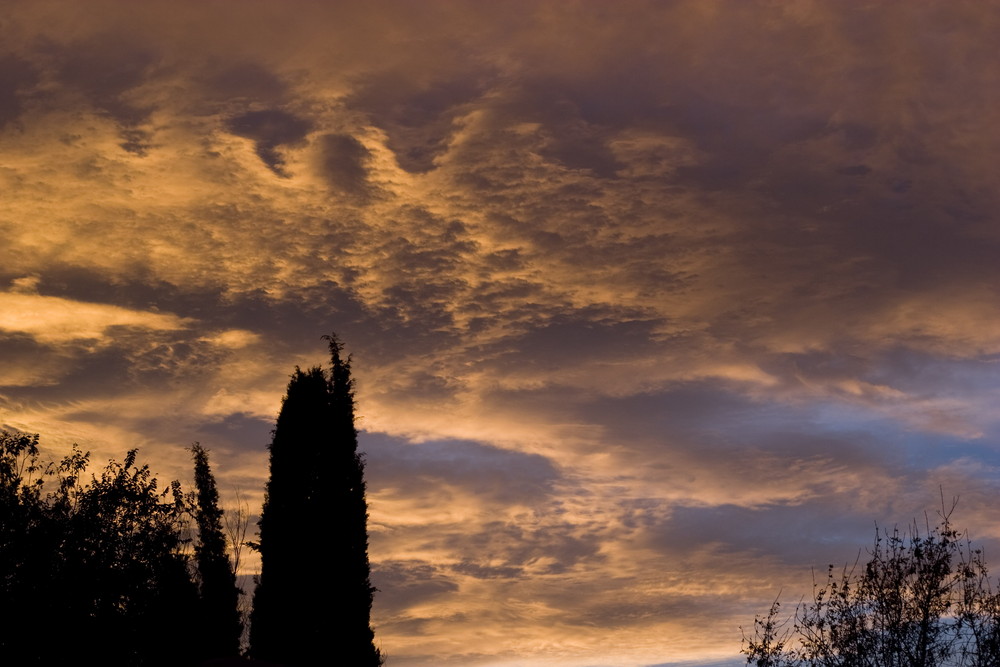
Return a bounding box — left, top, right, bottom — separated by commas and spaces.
191, 443, 242, 659
250, 334, 380, 666
324, 334, 380, 666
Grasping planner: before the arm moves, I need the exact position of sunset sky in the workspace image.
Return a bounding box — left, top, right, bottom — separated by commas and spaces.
3, 2, 1000, 665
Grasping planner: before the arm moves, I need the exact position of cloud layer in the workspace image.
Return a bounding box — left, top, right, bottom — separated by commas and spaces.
3, 2, 1000, 665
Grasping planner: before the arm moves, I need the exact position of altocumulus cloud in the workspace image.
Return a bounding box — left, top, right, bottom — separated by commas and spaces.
2, 2, 1000, 666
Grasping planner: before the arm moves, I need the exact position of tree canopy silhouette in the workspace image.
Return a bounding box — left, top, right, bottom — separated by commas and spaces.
0, 334, 381, 665
250, 333, 381, 666
0, 431, 201, 665
743, 507, 1000, 667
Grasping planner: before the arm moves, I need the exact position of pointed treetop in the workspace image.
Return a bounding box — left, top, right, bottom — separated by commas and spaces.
322, 332, 353, 396
322, 331, 346, 364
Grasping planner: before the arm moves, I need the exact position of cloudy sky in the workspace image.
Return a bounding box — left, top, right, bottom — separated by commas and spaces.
3, 1, 1000, 665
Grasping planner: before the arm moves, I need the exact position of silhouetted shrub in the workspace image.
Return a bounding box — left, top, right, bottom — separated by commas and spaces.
0, 432, 201, 664
743, 507, 1000, 667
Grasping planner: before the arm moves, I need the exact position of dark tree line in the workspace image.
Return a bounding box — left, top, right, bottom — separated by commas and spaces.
0, 432, 222, 664
0, 334, 381, 666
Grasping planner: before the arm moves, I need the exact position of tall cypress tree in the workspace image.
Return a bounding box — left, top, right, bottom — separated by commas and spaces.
191, 443, 242, 659
250, 334, 380, 666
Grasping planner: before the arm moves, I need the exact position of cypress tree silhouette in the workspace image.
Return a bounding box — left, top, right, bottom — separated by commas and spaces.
250, 334, 381, 666
191, 443, 242, 660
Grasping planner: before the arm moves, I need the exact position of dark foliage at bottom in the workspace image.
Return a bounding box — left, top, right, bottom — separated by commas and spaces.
743, 509, 1000, 667
0, 430, 237, 665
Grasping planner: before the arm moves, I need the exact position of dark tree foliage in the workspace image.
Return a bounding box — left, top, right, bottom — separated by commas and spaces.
192, 443, 243, 659
0, 430, 49, 661
0, 430, 201, 665
743, 510, 1000, 667
59, 449, 201, 665
250, 334, 381, 666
